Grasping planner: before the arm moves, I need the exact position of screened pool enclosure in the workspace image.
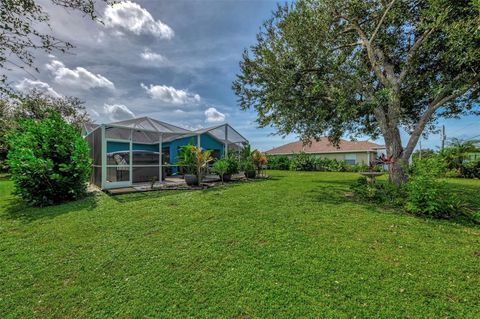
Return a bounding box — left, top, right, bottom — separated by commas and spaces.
83, 117, 249, 190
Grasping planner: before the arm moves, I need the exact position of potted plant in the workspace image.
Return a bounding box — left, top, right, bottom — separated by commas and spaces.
251, 149, 268, 176
192, 146, 212, 186
178, 144, 196, 185
178, 144, 201, 186
212, 158, 229, 184
240, 160, 256, 178
223, 155, 239, 182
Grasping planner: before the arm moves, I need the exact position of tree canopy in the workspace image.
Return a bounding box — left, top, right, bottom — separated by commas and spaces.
0, 92, 90, 170
0, 0, 110, 94
233, 0, 480, 183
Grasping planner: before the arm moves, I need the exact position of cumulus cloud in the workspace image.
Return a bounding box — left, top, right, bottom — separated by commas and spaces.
46, 60, 115, 90
15, 78, 61, 98
104, 1, 174, 39
205, 107, 226, 123
103, 104, 135, 121
140, 48, 167, 64
181, 123, 204, 131
141, 83, 200, 105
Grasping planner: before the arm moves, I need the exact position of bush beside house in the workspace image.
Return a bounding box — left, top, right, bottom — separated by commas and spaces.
6, 113, 91, 206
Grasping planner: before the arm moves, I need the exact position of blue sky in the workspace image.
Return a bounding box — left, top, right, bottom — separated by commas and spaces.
7, 0, 479, 151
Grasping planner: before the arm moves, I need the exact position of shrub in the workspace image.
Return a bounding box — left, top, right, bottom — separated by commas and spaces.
288, 154, 373, 172
444, 168, 461, 178
266, 155, 290, 170
289, 152, 316, 171
240, 143, 252, 161
349, 163, 369, 172
351, 177, 404, 206
178, 143, 197, 175
461, 160, 480, 178
225, 155, 239, 175
351, 157, 476, 222
316, 158, 348, 172
6, 113, 91, 206
212, 159, 229, 183
240, 160, 255, 172
404, 158, 458, 218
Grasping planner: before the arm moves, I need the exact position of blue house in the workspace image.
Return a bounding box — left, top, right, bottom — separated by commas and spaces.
83, 117, 248, 190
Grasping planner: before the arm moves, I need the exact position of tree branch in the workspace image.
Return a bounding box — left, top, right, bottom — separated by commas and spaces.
330, 42, 362, 52
369, 0, 397, 44
402, 75, 478, 159
351, 21, 391, 88
399, 28, 434, 82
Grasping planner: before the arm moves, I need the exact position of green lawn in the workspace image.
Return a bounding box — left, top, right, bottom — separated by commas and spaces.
1, 171, 479, 318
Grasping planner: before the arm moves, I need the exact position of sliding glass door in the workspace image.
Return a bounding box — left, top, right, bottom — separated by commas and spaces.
132, 143, 160, 183
105, 140, 131, 188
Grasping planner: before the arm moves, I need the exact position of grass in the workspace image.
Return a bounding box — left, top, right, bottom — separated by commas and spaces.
1, 171, 479, 318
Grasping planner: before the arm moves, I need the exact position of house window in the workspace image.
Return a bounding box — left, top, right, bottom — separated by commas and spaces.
345, 153, 356, 165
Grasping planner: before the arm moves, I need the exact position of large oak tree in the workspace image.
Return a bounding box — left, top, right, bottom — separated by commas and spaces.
233, 0, 480, 183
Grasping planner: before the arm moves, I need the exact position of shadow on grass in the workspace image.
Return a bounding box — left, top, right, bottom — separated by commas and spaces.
110, 178, 272, 204
307, 180, 360, 204
445, 182, 480, 211
4, 193, 98, 223
308, 178, 480, 227
111, 189, 195, 204
305, 180, 354, 206
0, 174, 11, 181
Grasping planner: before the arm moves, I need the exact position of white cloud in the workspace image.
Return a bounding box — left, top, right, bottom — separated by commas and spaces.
89, 108, 100, 118
141, 83, 201, 105
181, 123, 204, 131
46, 60, 115, 90
104, 1, 174, 39
103, 104, 135, 121
205, 107, 225, 123
140, 48, 167, 64
15, 78, 61, 98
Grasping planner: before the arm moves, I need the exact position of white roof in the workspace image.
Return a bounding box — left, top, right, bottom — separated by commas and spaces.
194, 124, 248, 144
84, 116, 248, 145
110, 116, 191, 134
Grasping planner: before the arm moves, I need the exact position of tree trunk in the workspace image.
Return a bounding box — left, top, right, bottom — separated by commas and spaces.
383, 124, 408, 185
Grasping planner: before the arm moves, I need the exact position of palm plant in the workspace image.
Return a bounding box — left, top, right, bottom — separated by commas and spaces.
192, 146, 212, 186
178, 144, 197, 175
251, 149, 267, 176
212, 158, 229, 184
178, 144, 212, 186
441, 138, 479, 170
240, 143, 252, 161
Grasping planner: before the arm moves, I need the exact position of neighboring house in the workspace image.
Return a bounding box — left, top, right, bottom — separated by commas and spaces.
265, 138, 385, 165
82, 117, 248, 190
465, 152, 480, 162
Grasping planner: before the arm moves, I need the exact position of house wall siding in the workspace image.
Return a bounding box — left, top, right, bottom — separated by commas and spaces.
168, 134, 224, 165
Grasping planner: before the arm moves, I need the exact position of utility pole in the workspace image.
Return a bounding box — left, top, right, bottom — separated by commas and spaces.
419, 140, 422, 160
440, 125, 446, 150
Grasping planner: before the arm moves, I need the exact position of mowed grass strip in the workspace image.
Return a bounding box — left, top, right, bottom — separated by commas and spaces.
0, 171, 479, 318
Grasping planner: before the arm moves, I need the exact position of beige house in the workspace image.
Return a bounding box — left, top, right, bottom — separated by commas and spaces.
265, 139, 385, 165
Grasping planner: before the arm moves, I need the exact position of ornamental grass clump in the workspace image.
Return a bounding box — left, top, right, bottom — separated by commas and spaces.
6, 113, 91, 206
